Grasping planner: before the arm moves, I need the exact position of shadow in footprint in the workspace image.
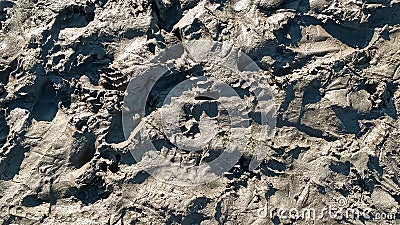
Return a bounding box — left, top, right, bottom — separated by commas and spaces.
321, 20, 373, 48
32, 82, 58, 122
0, 146, 28, 181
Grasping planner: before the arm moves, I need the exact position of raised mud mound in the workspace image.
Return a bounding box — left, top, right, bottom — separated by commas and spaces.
1, 0, 400, 224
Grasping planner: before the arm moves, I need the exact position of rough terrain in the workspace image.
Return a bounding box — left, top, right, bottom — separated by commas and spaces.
1, 0, 400, 224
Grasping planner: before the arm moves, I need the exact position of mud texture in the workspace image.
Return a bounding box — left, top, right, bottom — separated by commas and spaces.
1, 0, 400, 224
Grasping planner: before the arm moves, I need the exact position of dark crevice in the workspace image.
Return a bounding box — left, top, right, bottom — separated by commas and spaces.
21, 195, 44, 207
126, 171, 150, 184
277, 117, 338, 141
105, 111, 125, 144
0, 110, 9, 147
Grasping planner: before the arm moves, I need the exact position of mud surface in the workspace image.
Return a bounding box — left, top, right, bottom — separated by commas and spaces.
1, 0, 400, 224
